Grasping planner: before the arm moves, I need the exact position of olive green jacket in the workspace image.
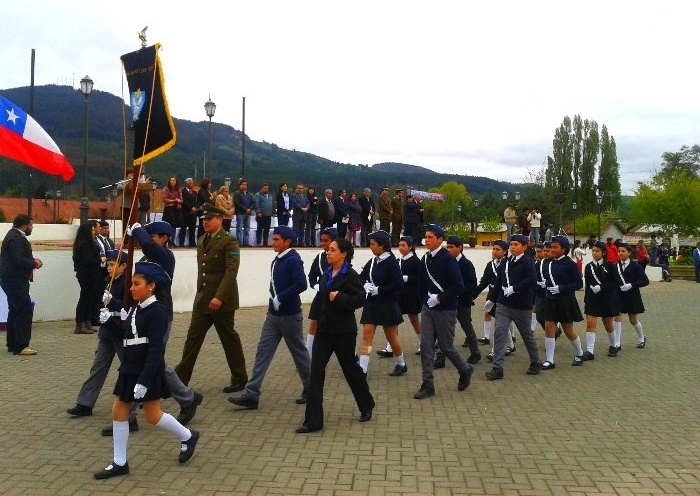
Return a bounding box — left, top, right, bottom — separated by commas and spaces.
193, 228, 240, 313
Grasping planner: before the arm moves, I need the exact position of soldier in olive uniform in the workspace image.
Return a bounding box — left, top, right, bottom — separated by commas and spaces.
174, 203, 249, 393
378, 187, 392, 233
390, 189, 405, 247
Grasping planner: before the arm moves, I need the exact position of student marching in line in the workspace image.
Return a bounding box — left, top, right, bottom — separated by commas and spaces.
612, 243, 649, 352
475, 240, 509, 346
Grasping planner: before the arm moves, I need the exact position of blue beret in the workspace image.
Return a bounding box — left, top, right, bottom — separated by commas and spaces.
321, 227, 338, 239
543, 241, 552, 248
105, 249, 127, 265
134, 261, 171, 287
446, 235, 463, 247
618, 243, 632, 252
552, 235, 570, 248
510, 234, 529, 245
593, 241, 607, 252
368, 230, 391, 242
493, 240, 509, 250
400, 236, 415, 246
145, 221, 174, 238
426, 224, 445, 239
274, 226, 297, 244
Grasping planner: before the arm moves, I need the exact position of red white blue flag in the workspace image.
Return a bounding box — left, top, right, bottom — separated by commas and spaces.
0, 94, 75, 181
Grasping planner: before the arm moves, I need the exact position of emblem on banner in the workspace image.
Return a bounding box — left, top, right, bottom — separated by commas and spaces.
130, 89, 146, 122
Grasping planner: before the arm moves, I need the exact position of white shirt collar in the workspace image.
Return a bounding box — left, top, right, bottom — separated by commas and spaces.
455, 253, 463, 261
402, 252, 414, 261
138, 295, 158, 308
276, 248, 292, 259
376, 251, 391, 261
429, 246, 443, 257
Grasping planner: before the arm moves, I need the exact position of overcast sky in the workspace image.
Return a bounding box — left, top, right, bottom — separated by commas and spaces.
3, 1, 698, 194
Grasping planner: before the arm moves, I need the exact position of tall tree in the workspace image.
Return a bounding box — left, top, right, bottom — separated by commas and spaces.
572, 115, 583, 203
598, 125, 621, 211
547, 116, 574, 192
658, 144, 700, 180
579, 119, 599, 214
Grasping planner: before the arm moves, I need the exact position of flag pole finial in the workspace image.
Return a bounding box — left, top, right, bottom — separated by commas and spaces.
138, 26, 148, 48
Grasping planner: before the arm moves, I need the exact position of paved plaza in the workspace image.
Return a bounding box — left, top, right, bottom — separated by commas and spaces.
1, 280, 699, 495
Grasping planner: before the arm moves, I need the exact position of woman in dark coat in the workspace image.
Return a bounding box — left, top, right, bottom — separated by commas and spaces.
403, 195, 422, 241
73, 221, 104, 334
613, 243, 649, 351
296, 239, 374, 433
304, 186, 319, 247
582, 241, 621, 361
304, 227, 338, 357
161, 176, 183, 246
94, 261, 199, 479
346, 193, 362, 246
358, 230, 405, 377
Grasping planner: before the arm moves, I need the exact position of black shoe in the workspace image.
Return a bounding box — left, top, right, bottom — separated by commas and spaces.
359, 410, 373, 422
413, 384, 435, 399
462, 338, 470, 348
486, 352, 494, 362
415, 349, 421, 356
177, 391, 203, 425
485, 367, 503, 380
477, 337, 490, 345
67, 404, 93, 417
526, 361, 542, 375
295, 424, 322, 434
581, 351, 595, 361
101, 418, 139, 437
389, 364, 408, 377
458, 368, 474, 390
433, 357, 446, 369
607, 346, 619, 357
94, 462, 129, 480
505, 346, 516, 356
179, 430, 200, 463
227, 395, 259, 410
295, 391, 308, 404
541, 361, 555, 370
222, 382, 246, 393
571, 355, 584, 366
636, 337, 647, 349
466, 353, 481, 364
376, 349, 393, 358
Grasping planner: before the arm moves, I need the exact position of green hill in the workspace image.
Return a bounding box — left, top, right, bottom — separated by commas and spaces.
1, 85, 514, 200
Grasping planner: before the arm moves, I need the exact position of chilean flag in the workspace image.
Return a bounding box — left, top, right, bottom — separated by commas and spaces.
0, 94, 75, 181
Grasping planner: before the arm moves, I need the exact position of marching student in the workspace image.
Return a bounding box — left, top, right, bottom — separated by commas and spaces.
581, 241, 620, 361
94, 262, 199, 479
377, 235, 422, 358
485, 235, 542, 380
304, 227, 339, 358
614, 243, 649, 351
531, 243, 548, 333
474, 240, 509, 346
358, 230, 406, 376
541, 236, 585, 369
447, 235, 480, 364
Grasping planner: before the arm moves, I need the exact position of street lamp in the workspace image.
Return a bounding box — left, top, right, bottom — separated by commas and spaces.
204, 96, 216, 178
471, 198, 480, 244
225, 177, 231, 189
572, 202, 577, 243
79, 75, 94, 224
596, 195, 603, 239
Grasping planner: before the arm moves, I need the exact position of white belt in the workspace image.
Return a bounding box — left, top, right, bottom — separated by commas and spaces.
123, 337, 149, 346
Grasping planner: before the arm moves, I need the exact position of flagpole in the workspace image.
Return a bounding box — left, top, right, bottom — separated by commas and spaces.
27, 49, 36, 218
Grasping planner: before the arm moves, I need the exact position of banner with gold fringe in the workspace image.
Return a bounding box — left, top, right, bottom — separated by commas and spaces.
120, 43, 176, 165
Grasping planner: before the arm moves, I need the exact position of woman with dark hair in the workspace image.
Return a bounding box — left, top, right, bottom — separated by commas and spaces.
304, 186, 319, 247
162, 176, 183, 247
73, 221, 104, 334
358, 230, 406, 377
296, 238, 374, 433
93, 261, 199, 479
581, 241, 621, 361
346, 192, 362, 247
276, 183, 291, 227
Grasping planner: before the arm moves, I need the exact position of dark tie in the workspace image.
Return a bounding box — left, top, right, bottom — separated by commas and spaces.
203, 234, 210, 248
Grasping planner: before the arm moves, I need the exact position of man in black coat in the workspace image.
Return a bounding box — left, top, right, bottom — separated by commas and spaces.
0, 214, 42, 355
179, 178, 200, 247
358, 188, 375, 247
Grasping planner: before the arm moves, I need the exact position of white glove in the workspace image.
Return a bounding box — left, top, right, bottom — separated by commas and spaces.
502, 286, 515, 297
312, 284, 320, 292
272, 296, 281, 311
620, 283, 633, 292
484, 300, 494, 312
126, 222, 141, 236
133, 384, 147, 400
402, 275, 408, 283
427, 293, 440, 308
548, 285, 560, 295
369, 285, 379, 296
99, 308, 111, 324
102, 290, 112, 305
363, 282, 378, 295
120, 308, 129, 321
591, 285, 601, 294
537, 280, 546, 288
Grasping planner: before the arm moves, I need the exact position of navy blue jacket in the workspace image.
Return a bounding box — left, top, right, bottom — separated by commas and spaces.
133, 227, 175, 318
544, 256, 583, 298
0, 228, 35, 281
268, 249, 307, 315
492, 255, 536, 310
361, 253, 404, 302
308, 251, 329, 288
474, 258, 502, 298
419, 248, 464, 311
98, 274, 126, 342
455, 255, 477, 307
120, 300, 167, 388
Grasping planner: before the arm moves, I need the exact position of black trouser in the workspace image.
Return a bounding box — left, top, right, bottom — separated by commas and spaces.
75, 273, 103, 323
256, 216, 272, 246
457, 304, 479, 356
179, 214, 198, 247
1, 279, 32, 352
304, 332, 374, 430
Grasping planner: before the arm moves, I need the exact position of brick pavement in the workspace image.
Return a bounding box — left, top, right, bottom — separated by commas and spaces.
1, 281, 699, 495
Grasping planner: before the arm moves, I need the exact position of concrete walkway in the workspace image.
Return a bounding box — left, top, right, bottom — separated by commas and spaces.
1, 280, 699, 495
